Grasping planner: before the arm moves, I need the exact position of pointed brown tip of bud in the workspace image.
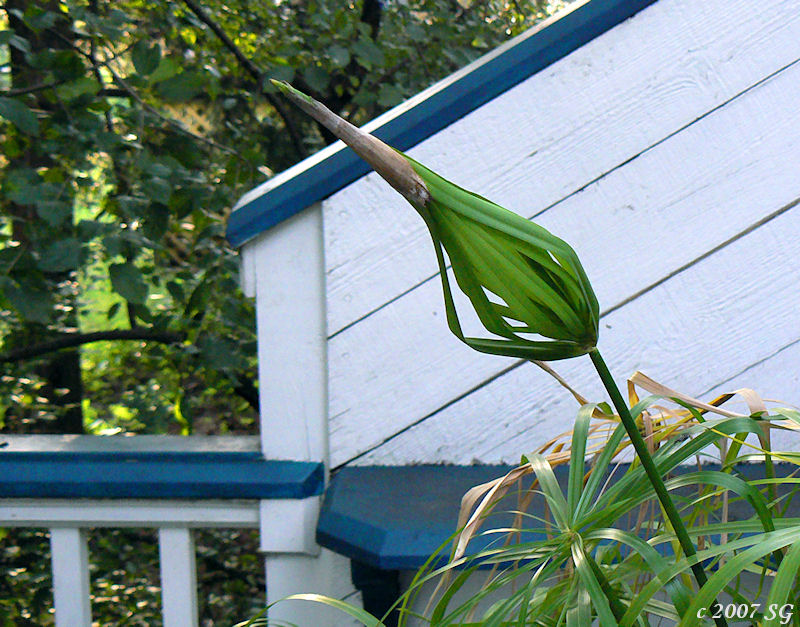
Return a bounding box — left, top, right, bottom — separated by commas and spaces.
272, 81, 430, 210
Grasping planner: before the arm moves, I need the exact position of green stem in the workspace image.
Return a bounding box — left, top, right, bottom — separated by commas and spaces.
584, 550, 630, 624
589, 348, 727, 627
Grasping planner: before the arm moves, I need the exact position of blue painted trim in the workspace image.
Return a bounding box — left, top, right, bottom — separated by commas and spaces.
0, 451, 324, 499
317, 465, 520, 570
226, 0, 658, 247
317, 462, 798, 570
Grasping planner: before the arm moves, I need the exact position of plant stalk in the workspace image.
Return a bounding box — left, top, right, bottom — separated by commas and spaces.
589, 348, 727, 627
584, 550, 629, 624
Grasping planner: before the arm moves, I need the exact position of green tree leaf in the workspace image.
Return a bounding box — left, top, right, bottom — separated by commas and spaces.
132, 40, 162, 76
142, 204, 170, 240
377, 84, 404, 107
156, 71, 205, 102
302, 66, 329, 93
56, 77, 101, 101
0, 277, 52, 324
327, 44, 350, 68
0, 97, 39, 135
149, 55, 180, 82
109, 263, 149, 304
352, 38, 385, 71
265, 63, 295, 85
37, 238, 81, 273
144, 177, 172, 204
36, 199, 72, 226
197, 334, 245, 371
0, 29, 31, 53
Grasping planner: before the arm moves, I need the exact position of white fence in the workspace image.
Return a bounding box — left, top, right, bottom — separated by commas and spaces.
0, 435, 342, 626
4, 503, 251, 626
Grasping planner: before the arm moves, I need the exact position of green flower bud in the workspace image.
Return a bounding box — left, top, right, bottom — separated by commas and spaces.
272, 80, 599, 360
406, 157, 598, 360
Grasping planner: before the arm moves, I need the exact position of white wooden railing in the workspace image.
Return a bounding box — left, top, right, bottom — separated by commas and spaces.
1, 200, 340, 626
6, 502, 250, 626
0, 434, 326, 627
2, 500, 261, 626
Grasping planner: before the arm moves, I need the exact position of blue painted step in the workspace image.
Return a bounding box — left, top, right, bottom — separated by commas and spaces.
317, 462, 800, 570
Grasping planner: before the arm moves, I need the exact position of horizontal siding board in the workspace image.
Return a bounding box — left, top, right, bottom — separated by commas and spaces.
226, 0, 657, 247
358, 199, 800, 464
329, 56, 800, 465
702, 339, 800, 403
324, 0, 800, 335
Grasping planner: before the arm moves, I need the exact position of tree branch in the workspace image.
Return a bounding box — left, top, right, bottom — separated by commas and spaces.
182, 0, 259, 79
88, 0, 115, 132
180, 0, 307, 159
0, 329, 186, 363
233, 375, 259, 411
1, 329, 261, 412
360, 0, 383, 40
1, 80, 66, 96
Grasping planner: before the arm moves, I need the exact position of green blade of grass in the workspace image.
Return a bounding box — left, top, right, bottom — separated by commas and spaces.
567, 403, 594, 521
763, 539, 800, 626
278, 594, 386, 627
571, 541, 620, 627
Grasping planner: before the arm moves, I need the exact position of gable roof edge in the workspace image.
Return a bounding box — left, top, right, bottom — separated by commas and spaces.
226, 0, 657, 248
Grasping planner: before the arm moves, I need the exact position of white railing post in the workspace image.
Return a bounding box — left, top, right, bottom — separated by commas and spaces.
242, 203, 340, 623
50, 527, 91, 627
158, 527, 199, 627
244, 203, 329, 466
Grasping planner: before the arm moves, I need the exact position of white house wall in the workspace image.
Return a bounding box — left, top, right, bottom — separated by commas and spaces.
319, 0, 800, 466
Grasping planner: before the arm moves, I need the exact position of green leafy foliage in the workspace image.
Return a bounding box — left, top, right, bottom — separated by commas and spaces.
108, 263, 149, 304
132, 41, 162, 76
0, 527, 265, 626
0, 96, 38, 135
0, 0, 570, 433
252, 405, 800, 625
0, 529, 52, 626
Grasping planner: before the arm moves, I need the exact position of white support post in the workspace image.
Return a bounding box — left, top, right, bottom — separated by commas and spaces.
50, 527, 91, 627
264, 552, 346, 626
259, 498, 320, 555
246, 203, 338, 622
251, 204, 329, 465
158, 527, 198, 627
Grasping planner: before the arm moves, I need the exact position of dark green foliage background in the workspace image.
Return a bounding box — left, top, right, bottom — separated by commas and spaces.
0, 527, 265, 626
0, 0, 568, 623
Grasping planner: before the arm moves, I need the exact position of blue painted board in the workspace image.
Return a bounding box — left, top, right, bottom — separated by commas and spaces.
226, 0, 658, 247
0, 450, 324, 499
318, 465, 521, 570
317, 462, 799, 570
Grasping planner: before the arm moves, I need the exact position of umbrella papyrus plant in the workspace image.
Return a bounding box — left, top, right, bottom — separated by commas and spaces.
272, 80, 727, 626
271, 80, 598, 361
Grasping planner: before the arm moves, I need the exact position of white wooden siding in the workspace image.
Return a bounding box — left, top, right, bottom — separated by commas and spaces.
320, 0, 800, 466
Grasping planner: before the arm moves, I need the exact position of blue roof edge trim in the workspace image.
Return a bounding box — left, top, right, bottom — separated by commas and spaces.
226, 0, 658, 248
0, 452, 324, 499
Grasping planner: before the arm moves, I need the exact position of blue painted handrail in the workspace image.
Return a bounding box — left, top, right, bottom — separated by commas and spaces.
0, 449, 324, 499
